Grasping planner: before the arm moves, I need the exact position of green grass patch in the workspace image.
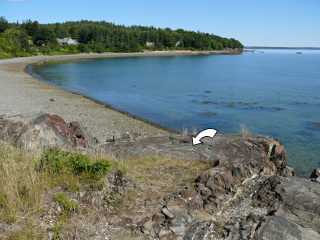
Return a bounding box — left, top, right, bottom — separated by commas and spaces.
39, 147, 112, 180
0, 142, 211, 239
53, 193, 78, 212
0, 143, 114, 238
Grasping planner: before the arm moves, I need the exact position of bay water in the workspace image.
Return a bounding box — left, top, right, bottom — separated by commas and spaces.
31, 49, 320, 175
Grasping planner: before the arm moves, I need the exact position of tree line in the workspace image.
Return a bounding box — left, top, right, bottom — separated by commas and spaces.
0, 16, 243, 59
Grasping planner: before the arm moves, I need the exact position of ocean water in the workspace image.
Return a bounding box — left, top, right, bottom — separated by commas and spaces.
31, 49, 320, 175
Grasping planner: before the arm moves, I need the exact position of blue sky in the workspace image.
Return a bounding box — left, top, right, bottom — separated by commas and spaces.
1, 0, 319, 47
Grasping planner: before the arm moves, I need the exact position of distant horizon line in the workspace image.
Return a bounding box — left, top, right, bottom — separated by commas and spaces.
244, 46, 320, 49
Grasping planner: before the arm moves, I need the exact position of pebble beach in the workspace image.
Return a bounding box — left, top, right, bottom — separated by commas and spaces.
0, 52, 173, 143
0, 50, 240, 143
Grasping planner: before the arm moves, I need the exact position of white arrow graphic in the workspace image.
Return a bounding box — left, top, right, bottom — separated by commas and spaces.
192, 128, 218, 146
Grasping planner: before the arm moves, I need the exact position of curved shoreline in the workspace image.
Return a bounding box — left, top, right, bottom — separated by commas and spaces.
0, 50, 240, 143
26, 62, 178, 136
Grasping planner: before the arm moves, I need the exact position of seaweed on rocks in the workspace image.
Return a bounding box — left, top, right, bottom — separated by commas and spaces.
199, 112, 218, 116
294, 102, 320, 106
244, 106, 286, 110
306, 121, 320, 130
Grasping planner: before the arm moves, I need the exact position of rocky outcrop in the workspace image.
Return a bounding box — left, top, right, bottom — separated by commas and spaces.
1, 113, 318, 239
100, 134, 289, 174
257, 210, 320, 240
253, 176, 320, 240
141, 172, 320, 240
0, 113, 96, 150
104, 134, 318, 240
102, 134, 297, 239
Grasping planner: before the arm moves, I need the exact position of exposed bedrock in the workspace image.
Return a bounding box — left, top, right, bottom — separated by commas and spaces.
141, 171, 320, 240
0, 113, 319, 239
105, 135, 318, 239
129, 135, 302, 240
100, 134, 290, 174
253, 176, 320, 240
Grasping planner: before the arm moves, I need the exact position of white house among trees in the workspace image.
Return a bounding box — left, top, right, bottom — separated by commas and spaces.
146, 42, 157, 47
57, 38, 77, 45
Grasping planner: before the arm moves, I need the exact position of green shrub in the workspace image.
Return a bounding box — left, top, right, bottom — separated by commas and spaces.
38, 147, 111, 179
0, 51, 12, 59
68, 153, 90, 174
77, 43, 91, 53
39, 147, 69, 172
90, 158, 112, 175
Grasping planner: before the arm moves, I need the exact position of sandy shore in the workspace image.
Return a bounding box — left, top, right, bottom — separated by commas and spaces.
0, 51, 240, 143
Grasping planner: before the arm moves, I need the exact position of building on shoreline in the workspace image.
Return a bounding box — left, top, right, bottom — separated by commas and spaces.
146, 42, 157, 47
57, 38, 78, 45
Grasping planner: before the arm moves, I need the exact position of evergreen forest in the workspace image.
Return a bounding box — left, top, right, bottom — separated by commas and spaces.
0, 16, 243, 59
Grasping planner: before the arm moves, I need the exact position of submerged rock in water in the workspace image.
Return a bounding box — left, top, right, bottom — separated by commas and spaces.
199, 112, 218, 116
306, 121, 320, 130
0, 113, 96, 150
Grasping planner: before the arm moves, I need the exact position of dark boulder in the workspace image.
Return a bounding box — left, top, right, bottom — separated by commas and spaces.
0, 113, 96, 150
310, 168, 320, 178
310, 168, 320, 184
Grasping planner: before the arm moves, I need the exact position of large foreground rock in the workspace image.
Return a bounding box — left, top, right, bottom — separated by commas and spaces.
103, 134, 318, 239
99, 134, 315, 239
0, 113, 96, 150
1, 113, 318, 239
100, 134, 289, 175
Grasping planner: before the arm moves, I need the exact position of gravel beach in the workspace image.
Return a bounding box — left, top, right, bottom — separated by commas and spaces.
0, 50, 240, 143
0, 52, 175, 143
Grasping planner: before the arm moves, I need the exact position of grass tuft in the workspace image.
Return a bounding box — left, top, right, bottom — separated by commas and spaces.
0, 142, 211, 239
181, 127, 198, 136
0, 143, 112, 239
239, 124, 250, 137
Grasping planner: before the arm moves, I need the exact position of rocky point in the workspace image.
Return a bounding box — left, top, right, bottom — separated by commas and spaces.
0, 113, 319, 239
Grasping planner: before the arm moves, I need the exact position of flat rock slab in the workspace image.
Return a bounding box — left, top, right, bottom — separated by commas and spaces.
100, 134, 288, 173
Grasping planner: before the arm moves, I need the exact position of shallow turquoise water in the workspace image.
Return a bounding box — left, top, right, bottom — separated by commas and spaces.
32, 50, 320, 175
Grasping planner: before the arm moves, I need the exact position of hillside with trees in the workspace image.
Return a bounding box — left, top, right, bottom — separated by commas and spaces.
0, 16, 243, 59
